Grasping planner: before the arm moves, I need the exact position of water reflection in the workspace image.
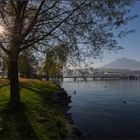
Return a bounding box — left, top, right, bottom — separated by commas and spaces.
62, 80, 140, 139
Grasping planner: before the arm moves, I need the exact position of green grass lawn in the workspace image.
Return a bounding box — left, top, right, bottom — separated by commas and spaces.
0, 78, 67, 140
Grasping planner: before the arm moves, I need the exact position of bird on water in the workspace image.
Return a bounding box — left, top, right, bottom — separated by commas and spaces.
122, 100, 126, 104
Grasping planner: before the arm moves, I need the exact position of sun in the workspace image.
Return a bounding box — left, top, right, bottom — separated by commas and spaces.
0, 25, 5, 35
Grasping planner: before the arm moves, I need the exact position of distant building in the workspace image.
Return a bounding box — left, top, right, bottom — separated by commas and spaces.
104, 71, 120, 77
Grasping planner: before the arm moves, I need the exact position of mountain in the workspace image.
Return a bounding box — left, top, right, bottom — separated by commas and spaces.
101, 58, 140, 70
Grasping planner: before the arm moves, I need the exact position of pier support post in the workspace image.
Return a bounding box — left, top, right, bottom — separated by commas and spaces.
74, 77, 76, 82
84, 77, 87, 81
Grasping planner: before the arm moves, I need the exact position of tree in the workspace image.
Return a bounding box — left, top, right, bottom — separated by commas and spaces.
43, 44, 70, 80
19, 50, 38, 78
0, 1, 135, 108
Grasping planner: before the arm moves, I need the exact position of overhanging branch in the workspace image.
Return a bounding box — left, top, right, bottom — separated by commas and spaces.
20, 1, 87, 52
0, 42, 9, 55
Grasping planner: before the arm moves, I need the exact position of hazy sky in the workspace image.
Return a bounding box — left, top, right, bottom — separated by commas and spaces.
94, 1, 140, 68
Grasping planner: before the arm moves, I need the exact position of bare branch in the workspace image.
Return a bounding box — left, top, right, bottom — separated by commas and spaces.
0, 42, 9, 54
21, 1, 28, 19
20, 1, 87, 52
22, 0, 45, 40
39, 0, 59, 15
10, 1, 17, 13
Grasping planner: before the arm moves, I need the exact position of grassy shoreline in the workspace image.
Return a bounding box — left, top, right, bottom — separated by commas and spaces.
0, 78, 71, 140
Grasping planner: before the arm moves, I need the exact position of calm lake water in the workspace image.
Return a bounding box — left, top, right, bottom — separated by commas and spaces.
61, 80, 140, 139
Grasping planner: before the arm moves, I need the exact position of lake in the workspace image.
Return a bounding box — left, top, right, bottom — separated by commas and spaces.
61, 80, 140, 139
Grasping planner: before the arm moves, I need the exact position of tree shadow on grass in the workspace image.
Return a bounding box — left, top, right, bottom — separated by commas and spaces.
1, 103, 39, 140
22, 83, 71, 114
21, 84, 53, 98
20, 82, 72, 139
0, 84, 9, 89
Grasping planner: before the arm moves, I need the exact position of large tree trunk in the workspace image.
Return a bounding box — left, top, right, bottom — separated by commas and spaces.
9, 55, 20, 107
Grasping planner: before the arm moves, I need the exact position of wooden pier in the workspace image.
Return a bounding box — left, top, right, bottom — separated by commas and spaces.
45, 75, 140, 82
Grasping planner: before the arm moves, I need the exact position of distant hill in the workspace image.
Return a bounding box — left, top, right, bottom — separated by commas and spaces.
101, 58, 140, 70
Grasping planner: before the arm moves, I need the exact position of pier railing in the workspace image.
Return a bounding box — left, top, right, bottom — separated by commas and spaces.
41, 75, 140, 82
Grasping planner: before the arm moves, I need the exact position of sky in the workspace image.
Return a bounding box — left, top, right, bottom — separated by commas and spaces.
94, 1, 140, 68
